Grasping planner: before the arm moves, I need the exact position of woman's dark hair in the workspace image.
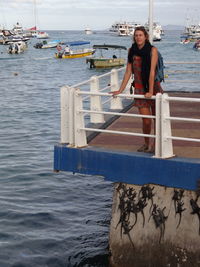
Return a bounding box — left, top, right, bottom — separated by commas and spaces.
133, 26, 149, 43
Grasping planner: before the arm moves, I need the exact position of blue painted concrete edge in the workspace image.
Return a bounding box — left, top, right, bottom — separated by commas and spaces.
54, 145, 200, 190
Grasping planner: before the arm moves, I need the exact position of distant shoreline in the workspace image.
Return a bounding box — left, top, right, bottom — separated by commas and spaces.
43, 27, 184, 32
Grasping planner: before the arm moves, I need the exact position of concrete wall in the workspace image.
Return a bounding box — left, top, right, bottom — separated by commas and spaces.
109, 183, 200, 267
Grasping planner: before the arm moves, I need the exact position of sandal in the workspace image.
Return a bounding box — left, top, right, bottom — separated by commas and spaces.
147, 146, 155, 154
137, 144, 149, 152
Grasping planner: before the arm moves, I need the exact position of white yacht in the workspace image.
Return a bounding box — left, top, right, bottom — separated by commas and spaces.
85, 27, 93, 35
144, 22, 162, 41
182, 23, 200, 39
7, 41, 27, 54
36, 31, 49, 39
109, 21, 141, 36
12, 22, 23, 35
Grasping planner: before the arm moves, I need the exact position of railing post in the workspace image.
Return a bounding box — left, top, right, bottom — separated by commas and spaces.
60, 86, 69, 144
90, 76, 105, 123
68, 87, 75, 146
160, 93, 174, 158
155, 93, 162, 158
74, 88, 87, 147
110, 69, 123, 110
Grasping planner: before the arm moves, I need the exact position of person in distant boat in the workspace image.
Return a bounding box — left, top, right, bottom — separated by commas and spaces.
56, 44, 63, 58
110, 26, 163, 153
64, 45, 70, 55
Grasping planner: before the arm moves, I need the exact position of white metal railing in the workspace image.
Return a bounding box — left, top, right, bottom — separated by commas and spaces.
60, 67, 200, 159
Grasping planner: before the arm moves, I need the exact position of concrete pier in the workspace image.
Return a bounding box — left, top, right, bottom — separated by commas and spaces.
54, 91, 200, 266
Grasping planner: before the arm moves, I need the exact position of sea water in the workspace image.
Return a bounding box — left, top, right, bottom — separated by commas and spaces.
0, 30, 199, 267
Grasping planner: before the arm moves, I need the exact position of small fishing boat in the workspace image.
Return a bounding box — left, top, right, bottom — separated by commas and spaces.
86, 44, 127, 68
55, 41, 95, 59
34, 39, 61, 49
180, 38, 190, 44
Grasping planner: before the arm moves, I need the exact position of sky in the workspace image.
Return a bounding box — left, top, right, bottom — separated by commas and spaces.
0, 0, 200, 30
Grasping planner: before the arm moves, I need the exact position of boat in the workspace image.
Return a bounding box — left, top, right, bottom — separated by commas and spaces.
144, 22, 162, 41
7, 41, 27, 54
36, 31, 49, 39
12, 22, 23, 35
181, 23, 200, 40
86, 44, 127, 68
193, 40, 200, 51
12, 22, 33, 39
180, 38, 190, 44
55, 41, 95, 59
109, 21, 142, 36
118, 22, 142, 36
34, 39, 61, 49
85, 27, 93, 34
1, 30, 30, 44
25, 26, 38, 37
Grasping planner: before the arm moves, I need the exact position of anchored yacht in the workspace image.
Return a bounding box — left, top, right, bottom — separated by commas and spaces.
85, 27, 93, 35
182, 23, 200, 40
109, 21, 142, 36
144, 22, 163, 41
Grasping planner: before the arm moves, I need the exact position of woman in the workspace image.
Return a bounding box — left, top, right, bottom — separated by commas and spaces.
111, 26, 163, 153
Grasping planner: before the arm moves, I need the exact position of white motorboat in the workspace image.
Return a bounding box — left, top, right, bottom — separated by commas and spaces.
36, 31, 49, 39
85, 27, 93, 34
12, 22, 23, 35
144, 22, 162, 41
25, 26, 38, 38
2, 30, 30, 44
186, 24, 200, 39
7, 41, 27, 54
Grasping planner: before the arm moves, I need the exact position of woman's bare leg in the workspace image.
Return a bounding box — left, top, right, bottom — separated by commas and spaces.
138, 107, 152, 147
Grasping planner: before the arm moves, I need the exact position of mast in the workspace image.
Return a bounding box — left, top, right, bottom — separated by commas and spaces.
149, 0, 153, 43
34, 0, 37, 29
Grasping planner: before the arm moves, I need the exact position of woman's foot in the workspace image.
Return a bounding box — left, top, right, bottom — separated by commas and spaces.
147, 145, 155, 154
137, 144, 149, 152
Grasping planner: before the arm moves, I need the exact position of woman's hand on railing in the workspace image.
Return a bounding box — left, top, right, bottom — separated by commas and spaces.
109, 90, 121, 97
145, 92, 153, 98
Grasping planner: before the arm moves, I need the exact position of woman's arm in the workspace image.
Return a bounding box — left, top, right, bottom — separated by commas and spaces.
145, 46, 158, 98
110, 62, 132, 96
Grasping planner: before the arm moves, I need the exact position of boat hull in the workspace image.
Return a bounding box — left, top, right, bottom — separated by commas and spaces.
86, 58, 125, 68
55, 50, 95, 59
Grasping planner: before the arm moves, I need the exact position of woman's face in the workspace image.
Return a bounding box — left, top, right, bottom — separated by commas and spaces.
134, 30, 146, 47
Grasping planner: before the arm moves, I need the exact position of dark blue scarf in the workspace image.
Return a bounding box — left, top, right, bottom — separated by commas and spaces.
128, 41, 153, 92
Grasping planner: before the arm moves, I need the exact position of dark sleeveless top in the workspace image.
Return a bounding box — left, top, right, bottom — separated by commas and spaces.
133, 56, 163, 108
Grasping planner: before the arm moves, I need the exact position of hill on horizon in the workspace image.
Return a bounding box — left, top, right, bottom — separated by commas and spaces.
163, 24, 184, 30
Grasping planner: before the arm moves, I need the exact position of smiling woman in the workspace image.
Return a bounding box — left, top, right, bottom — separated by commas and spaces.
110, 26, 163, 153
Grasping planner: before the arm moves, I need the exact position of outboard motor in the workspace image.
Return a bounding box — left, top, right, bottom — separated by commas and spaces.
8, 44, 13, 54
34, 42, 43, 49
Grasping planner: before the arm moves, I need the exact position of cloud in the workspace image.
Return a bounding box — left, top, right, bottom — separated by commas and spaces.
1, 0, 200, 30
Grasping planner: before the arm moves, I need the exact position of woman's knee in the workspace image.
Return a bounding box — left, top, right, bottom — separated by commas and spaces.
143, 118, 151, 127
